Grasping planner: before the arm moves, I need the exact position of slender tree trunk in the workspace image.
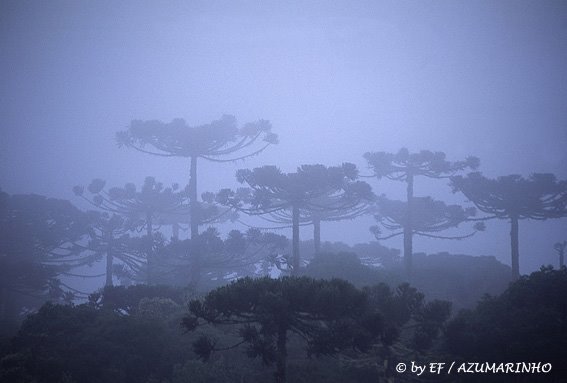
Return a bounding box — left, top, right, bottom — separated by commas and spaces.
189, 156, 199, 240
274, 326, 288, 383
105, 233, 113, 287
510, 216, 520, 281
189, 155, 201, 285
313, 215, 321, 255
172, 222, 179, 240
404, 173, 414, 279
146, 212, 154, 284
0, 287, 6, 328
560, 249, 565, 269
292, 205, 300, 274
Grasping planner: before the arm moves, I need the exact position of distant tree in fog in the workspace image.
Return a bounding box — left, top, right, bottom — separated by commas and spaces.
154, 228, 288, 289
555, 241, 566, 268
371, 196, 484, 260
82, 211, 142, 287
74, 177, 186, 284
116, 115, 277, 283
451, 172, 567, 280
364, 148, 479, 276
290, 171, 374, 255
218, 163, 369, 274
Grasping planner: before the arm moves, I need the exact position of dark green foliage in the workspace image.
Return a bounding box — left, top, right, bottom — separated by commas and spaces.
184, 276, 384, 382
184, 276, 451, 382
0, 303, 188, 383
445, 267, 567, 380
364, 282, 451, 350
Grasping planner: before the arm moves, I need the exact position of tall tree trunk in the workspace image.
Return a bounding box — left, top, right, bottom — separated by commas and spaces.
560, 249, 565, 269
146, 212, 154, 284
510, 216, 520, 281
0, 287, 6, 329
274, 326, 288, 383
189, 155, 201, 285
292, 205, 300, 274
313, 215, 321, 255
105, 232, 113, 287
172, 222, 179, 240
404, 173, 414, 279
189, 156, 199, 240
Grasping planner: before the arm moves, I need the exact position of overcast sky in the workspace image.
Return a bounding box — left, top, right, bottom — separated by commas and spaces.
1, 0, 566, 274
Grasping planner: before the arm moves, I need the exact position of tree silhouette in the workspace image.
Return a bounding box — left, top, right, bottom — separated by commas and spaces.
0, 191, 91, 331
219, 163, 367, 274
287, 177, 373, 254
154, 228, 288, 288
83, 211, 144, 287
445, 267, 567, 381
451, 173, 567, 280
364, 148, 479, 275
182, 276, 382, 383
74, 177, 186, 284
116, 115, 277, 282
371, 196, 484, 261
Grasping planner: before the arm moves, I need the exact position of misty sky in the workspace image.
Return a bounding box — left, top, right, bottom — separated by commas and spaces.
1, 0, 566, 274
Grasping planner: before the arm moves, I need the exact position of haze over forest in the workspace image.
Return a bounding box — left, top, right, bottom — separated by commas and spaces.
1, 0, 566, 276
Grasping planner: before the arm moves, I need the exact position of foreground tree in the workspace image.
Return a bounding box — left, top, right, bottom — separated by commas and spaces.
183, 276, 450, 382
371, 196, 484, 265
451, 173, 567, 280
219, 163, 368, 273
445, 267, 567, 381
116, 115, 277, 283
0, 191, 91, 333
183, 277, 383, 383
364, 148, 478, 275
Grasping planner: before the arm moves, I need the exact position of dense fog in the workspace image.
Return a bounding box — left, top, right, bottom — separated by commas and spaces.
2, 1, 566, 275
1, 1, 566, 382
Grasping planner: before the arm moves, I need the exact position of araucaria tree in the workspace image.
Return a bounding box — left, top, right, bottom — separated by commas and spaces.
371, 196, 484, 259
183, 276, 382, 383
219, 163, 370, 273
289, 172, 374, 254
364, 148, 479, 275
116, 115, 277, 283
451, 173, 567, 280
74, 177, 185, 284
0, 191, 91, 332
